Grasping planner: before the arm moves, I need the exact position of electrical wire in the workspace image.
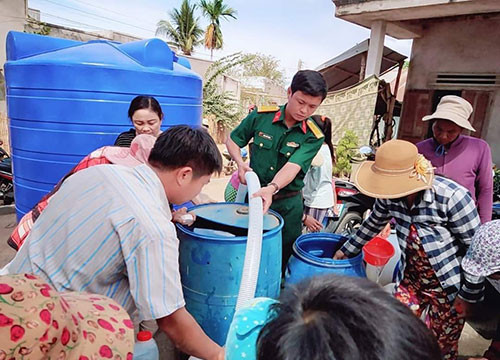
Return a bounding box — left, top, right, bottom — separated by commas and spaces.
36, 0, 155, 34
72, 0, 155, 27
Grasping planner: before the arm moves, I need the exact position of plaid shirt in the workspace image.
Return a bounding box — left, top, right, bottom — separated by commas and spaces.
340, 176, 481, 302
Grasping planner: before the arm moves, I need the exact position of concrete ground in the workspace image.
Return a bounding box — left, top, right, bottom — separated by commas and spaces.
0, 180, 492, 359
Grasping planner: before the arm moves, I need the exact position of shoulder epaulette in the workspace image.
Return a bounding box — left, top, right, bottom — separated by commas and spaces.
257, 105, 280, 113
307, 119, 324, 139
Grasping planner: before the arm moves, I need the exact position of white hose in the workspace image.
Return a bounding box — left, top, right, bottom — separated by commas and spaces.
189, 172, 263, 359
235, 183, 248, 203
234, 171, 263, 311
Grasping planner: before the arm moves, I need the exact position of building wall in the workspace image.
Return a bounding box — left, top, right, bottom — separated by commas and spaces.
181, 56, 213, 82
219, 75, 241, 100
0, 0, 26, 67
403, 15, 500, 165
24, 20, 141, 43
1, 0, 27, 114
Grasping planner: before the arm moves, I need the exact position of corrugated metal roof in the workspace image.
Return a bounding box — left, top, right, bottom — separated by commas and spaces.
315, 39, 407, 91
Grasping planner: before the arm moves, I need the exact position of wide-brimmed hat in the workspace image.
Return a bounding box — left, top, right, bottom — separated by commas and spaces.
422, 95, 475, 131
354, 140, 434, 199
462, 220, 500, 277
0, 273, 134, 359
104, 134, 156, 166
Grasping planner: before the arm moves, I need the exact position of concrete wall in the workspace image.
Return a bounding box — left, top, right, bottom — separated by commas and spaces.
405, 15, 500, 164
1, 0, 27, 112
24, 19, 141, 43
486, 91, 500, 164
219, 74, 241, 100
182, 55, 214, 82
0, 0, 26, 67
407, 15, 500, 89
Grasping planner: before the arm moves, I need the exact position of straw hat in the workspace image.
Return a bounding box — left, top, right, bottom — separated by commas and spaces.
353, 140, 434, 199
0, 273, 134, 359
422, 95, 475, 132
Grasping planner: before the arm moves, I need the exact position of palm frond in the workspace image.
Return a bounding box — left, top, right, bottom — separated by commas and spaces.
156, 0, 202, 55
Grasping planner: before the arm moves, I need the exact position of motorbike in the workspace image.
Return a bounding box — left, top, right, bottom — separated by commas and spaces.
222, 148, 248, 176
323, 145, 376, 235
0, 140, 14, 205
493, 203, 500, 220
324, 178, 375, 235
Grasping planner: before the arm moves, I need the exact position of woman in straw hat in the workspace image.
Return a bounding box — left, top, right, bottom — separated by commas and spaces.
0, 273, 135, 359
417, 95, 493, 224
334, 139, 481, 360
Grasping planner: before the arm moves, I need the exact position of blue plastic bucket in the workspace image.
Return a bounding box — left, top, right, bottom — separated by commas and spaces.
285, 233, 366, 285
176, 203, 283, 345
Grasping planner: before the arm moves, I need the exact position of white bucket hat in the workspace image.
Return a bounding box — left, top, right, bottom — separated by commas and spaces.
422, 95, 475, 132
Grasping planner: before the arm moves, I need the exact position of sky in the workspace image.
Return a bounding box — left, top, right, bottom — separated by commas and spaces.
29, 0, 412, 84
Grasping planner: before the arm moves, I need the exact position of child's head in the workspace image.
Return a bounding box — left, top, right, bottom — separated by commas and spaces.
149, 125, 222, 204
257, 275, 441, 360
311, 115, 334, 160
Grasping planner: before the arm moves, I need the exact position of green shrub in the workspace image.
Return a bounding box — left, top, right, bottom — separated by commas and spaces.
333, 130, 359, 178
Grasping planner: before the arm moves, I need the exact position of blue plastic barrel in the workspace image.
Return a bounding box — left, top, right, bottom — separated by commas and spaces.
4, 31, 200, 220
285, 233, 366, 285
177, 203, 283, 346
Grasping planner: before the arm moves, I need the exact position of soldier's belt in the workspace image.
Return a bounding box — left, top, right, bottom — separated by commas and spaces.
272, 190, 301, 201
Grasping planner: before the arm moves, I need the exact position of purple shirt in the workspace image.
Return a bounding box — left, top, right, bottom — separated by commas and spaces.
417, 135, 493, 223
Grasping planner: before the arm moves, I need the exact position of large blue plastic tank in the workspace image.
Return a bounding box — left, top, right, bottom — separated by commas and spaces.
285, 233, 366, 285
177, 203, 283, 345
3, 31, 201, 220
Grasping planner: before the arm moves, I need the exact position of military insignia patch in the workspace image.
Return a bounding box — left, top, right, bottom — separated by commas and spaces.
286, 141, 300, 148
307, 119, 324, 139
257, 105, 280, 113
258, 132, 273, 141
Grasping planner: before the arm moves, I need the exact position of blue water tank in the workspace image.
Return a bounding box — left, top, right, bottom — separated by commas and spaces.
285, 233, 366, 285
177, 203, 283, 346
3, 31, 201, 220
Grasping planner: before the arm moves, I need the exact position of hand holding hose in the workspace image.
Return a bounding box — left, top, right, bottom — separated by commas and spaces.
238, 162, 252, 185
251, 185, 274, 213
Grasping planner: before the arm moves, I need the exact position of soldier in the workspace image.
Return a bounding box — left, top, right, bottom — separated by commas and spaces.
226, 70, 328, 271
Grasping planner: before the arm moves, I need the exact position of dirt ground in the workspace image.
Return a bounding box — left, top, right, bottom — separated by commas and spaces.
0, 185, 492, 359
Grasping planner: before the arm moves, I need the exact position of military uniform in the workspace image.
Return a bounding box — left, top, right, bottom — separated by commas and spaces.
230, 105, 324, 272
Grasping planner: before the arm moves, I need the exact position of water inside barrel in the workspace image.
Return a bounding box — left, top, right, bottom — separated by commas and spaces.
185, 216, 271, 237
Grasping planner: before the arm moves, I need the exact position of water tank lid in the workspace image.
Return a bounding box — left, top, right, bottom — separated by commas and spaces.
190, 203, 280, 231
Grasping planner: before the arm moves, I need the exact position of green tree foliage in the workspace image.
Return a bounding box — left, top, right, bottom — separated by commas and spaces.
333, 130, 359, 178
199, 0, 237, 59
231, 53, 285, 87
156, 0, 203, 56
494, 167, 500, 202
25, 17, 51, 36
203, 53, 252, 128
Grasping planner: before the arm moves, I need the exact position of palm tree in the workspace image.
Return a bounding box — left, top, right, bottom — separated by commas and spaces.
199, 0, 237, 59
156, 0, 203, 56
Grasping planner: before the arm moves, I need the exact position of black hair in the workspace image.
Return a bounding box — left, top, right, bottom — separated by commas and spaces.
148, 125, 222, 177
311, 115, 335, 162
128, 95, 163, 120
290, 70, 328, 101
257, 275, 441, 360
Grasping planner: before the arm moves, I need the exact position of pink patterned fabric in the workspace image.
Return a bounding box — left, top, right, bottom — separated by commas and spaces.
0, 273, 134, 359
